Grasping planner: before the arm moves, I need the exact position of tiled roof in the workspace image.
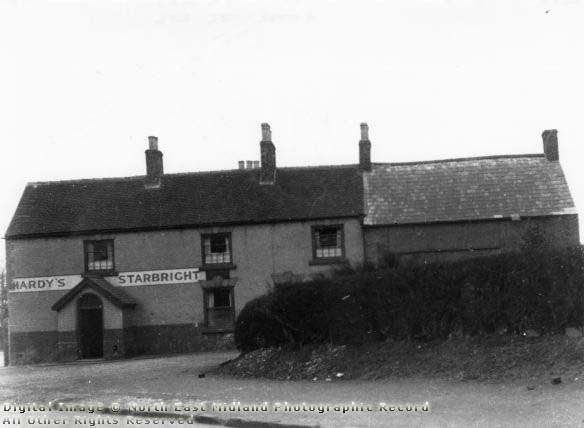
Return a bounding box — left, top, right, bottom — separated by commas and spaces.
6, 166, 364, 238
52, 277, 137, 311
364, 155, 576, 225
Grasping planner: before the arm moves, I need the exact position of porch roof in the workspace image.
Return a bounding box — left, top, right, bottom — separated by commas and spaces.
51, 276, 137, 312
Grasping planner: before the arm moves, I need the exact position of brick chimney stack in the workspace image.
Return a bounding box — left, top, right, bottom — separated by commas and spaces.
359, 122, 371, 171
542, 129, 559, 162
145, 136, 163, 188
260, 123, 276, 184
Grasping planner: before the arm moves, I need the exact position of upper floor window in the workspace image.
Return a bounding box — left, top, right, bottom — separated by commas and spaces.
84, 240, 115, 273
312, 225, 344, 259
202, 233, 232, 265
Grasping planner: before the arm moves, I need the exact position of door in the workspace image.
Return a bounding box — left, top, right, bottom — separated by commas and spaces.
78, 293, 104, 359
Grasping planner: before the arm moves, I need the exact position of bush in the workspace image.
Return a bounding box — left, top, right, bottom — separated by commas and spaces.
235, 294, 284, 352
235, 246, 584, 352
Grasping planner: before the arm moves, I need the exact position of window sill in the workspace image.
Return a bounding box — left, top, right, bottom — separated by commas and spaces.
201, 326, 234, 334
309, 258, 348, 266
201, 263, 237, 271
83, 270, 119, 277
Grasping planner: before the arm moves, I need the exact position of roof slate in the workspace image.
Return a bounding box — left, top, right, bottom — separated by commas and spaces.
6, 166, 364, 238
364, 155, 576, 225
6, 153, 577, 238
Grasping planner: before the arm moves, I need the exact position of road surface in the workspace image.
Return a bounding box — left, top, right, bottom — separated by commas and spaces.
2, 351, 584, 427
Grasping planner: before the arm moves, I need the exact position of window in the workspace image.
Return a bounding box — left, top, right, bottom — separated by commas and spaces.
205, 287, 235, 330
312, 225, 344, 259
202, 233, 232, 265
84, 240, 115, 273
209, 288, 231, 308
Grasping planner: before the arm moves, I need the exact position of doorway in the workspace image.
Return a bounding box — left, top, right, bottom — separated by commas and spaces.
77, 293, 104, 359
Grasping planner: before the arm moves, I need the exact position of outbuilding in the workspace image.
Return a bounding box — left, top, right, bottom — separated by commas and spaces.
361, 127, 579, 264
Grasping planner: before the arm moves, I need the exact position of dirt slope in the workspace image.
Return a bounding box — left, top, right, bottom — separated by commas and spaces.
217, 335, 584, 383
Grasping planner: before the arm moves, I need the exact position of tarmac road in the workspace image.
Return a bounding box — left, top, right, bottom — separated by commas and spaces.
2, 351, 584, 427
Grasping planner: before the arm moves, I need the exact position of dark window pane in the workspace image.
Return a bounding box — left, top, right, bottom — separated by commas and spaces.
86, 240, 114, 271
210, 235, 227, 253
93, 241, 109, 261
315, 227, 342, 258
204, 234, 231, 264
318, 228, 338, 248
211, 289, 231, 308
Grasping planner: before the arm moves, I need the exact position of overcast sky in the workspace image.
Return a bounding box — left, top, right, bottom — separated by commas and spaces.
1, 0, 583, 268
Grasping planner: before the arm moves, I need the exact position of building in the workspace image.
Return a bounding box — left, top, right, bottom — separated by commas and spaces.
5, 124, 365, 364
4, 124, 579, 365
362, 127, 579, 265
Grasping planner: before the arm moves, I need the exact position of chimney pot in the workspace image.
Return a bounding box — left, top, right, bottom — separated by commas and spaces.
360, 122, 369, 141
253, 160, 260, 169
148, 136, 158, 150
238, 161, 245, 170
261, 123, 272, 142
260, 123, 276, 184
246, 160, 253, 169
542, 129, 559, 161
359, 122, 372, 171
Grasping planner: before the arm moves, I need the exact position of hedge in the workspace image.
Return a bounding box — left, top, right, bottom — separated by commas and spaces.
235, 246, 584, 352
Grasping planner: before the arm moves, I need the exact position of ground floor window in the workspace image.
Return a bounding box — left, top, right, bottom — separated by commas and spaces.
204, 287, 235, 330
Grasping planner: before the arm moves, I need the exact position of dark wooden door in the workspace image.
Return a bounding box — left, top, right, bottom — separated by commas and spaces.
78, 294, 103, 359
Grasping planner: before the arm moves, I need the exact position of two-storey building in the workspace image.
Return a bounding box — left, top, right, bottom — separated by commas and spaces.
5, 124, 365, 364
5, 123, 579, 365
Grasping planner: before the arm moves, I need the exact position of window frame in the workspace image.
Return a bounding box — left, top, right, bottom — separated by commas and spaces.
201, 232, 234, 267
83, 239, 116, 274
203, 286, 235, 331
310, 224, 346, 264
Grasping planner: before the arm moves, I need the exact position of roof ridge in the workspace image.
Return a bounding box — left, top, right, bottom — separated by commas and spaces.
26, 164, 360, 186
374, 153, 545, 167
165, 164, 357, 177
28, 175, 145, 187
276, 164, 358, 171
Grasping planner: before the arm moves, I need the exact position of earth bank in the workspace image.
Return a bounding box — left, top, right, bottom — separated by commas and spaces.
217, 334, 584, 384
